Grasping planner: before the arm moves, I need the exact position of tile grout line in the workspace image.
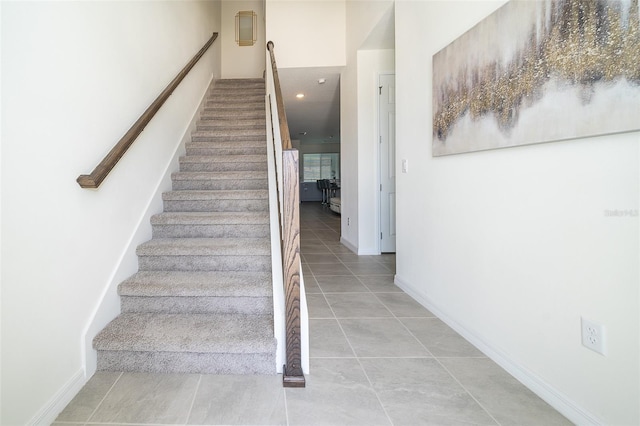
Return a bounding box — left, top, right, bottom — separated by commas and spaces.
84, 371, 123, 424
390, 309, 503, 426
319, 273, 396, 426
183, 374, 202, 425
303, 204, 396, 424
283, 382, 290, 426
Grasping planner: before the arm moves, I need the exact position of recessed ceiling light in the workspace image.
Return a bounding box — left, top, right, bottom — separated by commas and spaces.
318, 78, 326, 84
299, 132, 307, 135
296, 93, 305, 99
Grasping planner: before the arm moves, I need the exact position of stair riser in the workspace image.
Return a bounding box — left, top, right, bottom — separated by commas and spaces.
196, 123, 265, 132
138, 255, 271, 272
197, 117, 265, 125
97, 351, 275, 374
215, 80, 264, 86
163, 199, 269, 212
172, 180, 268, 191
121, 296, 273, 315
192, 129, 266, 138
185, 147, 266, 156
207, 94, 263, 102
152, 224, 269, 238
187, 140, 266, 147
191, 136, 266, 144
204, 104, 264, 111
200, 111, 264, 119
212, 84, 264, 91
179, 162, 267, 172
212, 86, 264, 93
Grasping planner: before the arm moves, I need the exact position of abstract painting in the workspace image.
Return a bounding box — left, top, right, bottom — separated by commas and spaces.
432, 0, 640, 156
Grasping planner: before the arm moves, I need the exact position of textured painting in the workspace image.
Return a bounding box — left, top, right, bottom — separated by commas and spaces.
432, 0, 640, 156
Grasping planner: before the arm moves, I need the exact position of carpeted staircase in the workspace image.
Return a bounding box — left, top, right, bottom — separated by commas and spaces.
93, 79, 277, 374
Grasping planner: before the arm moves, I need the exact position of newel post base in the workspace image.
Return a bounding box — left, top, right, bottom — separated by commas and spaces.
283, 365, 305, 388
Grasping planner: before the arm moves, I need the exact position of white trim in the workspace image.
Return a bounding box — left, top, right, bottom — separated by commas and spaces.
339, 235, 358, 254
26, 368, 86, 426
265, 83, 285, 374
394, 274, 604, 426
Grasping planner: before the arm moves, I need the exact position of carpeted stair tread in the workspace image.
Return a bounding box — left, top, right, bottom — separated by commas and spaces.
119, 271, 272, 297
188, 129, 266, 138
137, 238, 271, 256
203, 103, 264, 111
162, 189, 268, 201
185, 146, 266, 156
150, 211, 270, 238
196, 123, 265, 132
200, 110, 264, 119
95, 78, 275, 375
191, 132, 266, 142
162, 190, 269, 213
172, 171, 267, 180
186, 140, 267, 149
180, 155, 267, 164
94, 312, 275, 353
151, 211, 269, 226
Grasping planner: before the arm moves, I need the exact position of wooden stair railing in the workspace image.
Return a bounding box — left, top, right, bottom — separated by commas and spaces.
267, 41, 305, 387
77, 32, 219, 189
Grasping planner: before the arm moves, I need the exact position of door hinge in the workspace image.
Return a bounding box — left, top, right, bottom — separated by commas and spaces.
379, 86, 382, 95
380, 184, 382, 191
380, 232, 383, 239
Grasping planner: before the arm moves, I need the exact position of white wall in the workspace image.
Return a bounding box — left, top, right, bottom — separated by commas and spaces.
221, 0, 265, 78
395, 1, 639, 425
356, 49, 394, 255
265, 0, 346, 69
341, 1, 394, 253
1, 2, 221, 424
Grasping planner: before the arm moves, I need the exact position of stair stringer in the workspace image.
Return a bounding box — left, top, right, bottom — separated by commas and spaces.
265, 94, 286, 374
81, 74, 215, 377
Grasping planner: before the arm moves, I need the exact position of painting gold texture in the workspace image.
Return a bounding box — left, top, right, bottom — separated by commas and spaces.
432, 0, 640, 156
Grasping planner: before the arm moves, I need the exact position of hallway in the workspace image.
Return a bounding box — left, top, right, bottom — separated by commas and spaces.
54, 203, 569, 425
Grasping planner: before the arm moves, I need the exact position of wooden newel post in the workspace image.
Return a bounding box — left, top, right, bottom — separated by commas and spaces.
282, 149, 305, 387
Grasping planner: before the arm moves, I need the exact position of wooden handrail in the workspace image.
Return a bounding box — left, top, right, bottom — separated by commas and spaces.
267, 41, 292, 150
267, 41, 305, 387
77, 32, 219, 189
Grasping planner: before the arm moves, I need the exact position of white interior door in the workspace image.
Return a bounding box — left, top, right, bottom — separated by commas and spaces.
379, 74, 396, 253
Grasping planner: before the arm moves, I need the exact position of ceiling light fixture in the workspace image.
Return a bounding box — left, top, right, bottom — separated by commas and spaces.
296, 93, 305, 99
318, 78, 326, 84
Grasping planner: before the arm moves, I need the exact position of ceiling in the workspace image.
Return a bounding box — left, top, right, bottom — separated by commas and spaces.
276, 5, 395, 146
278, 66, 343, 145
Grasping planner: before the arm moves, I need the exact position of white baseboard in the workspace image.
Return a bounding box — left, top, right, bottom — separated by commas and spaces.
26, 369, 86, 426
339, 236, 358, 254
394, 274, 602, 426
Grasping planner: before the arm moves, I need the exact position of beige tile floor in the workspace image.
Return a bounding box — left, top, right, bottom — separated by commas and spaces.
54, 202, 571, 426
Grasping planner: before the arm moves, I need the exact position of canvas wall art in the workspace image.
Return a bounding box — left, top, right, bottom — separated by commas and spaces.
432, 0, 640, 156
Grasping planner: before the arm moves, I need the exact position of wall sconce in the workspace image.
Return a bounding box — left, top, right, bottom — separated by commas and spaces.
235, 11, 257, 46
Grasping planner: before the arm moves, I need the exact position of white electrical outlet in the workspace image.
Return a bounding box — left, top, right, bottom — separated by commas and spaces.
581, 317, 606, 355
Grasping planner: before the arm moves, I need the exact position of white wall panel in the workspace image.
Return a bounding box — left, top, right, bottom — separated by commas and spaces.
1, 2, 221, 423
395, 1, 639, 424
